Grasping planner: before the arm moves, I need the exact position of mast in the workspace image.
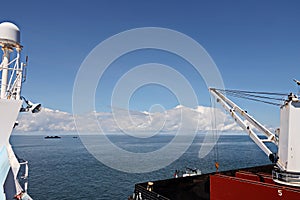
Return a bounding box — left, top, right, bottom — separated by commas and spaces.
0, 22, 23, 100
1, 46, 10, 98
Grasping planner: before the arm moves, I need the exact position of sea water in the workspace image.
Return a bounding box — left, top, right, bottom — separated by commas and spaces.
10, 133, 271, 200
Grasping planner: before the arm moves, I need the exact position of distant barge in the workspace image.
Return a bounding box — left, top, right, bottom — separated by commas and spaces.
44, 136, 61, 139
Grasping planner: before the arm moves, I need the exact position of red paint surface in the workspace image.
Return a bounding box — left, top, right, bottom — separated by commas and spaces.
210, 173, 300, 200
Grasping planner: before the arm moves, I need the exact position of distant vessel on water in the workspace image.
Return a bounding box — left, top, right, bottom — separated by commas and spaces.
130, 84, 300, 199
0, 22, 41, 200
44, 136, 61, 139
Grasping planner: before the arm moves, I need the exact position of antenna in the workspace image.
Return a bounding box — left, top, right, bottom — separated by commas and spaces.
293, 79, 300, 86
294, 79, 300, 95
22, 56, 28, 82
24, 55, 28, 66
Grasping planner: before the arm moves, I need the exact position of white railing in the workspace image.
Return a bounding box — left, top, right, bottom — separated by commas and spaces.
18, 160, 29, 193
272, 170, 300, 186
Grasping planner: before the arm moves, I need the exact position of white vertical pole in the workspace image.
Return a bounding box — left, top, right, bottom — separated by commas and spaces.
1, 46, 10, 99
15, 49, 22, 100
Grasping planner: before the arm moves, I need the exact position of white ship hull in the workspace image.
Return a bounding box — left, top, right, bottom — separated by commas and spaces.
0, 99, 31, 200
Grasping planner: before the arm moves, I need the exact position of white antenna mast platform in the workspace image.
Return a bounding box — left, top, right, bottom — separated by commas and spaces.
0, 22, 24, 100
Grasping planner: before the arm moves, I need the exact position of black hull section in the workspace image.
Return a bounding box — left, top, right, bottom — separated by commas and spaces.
130, 165, 275, 200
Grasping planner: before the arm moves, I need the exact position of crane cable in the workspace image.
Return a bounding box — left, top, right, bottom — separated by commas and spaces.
210, 95, 219, 172
216, 89, 288, 106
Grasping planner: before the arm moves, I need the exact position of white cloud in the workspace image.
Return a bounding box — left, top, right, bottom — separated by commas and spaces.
15, 108, 76, 132
15, 105, 241, 133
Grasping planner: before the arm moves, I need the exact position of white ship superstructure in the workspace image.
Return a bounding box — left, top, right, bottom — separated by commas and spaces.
0, 22, 40, 200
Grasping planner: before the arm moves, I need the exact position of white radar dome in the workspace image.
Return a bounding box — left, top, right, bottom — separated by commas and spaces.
0, 22, 20, 44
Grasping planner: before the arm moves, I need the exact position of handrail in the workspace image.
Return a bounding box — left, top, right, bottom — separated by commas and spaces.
134, 184, 170, 200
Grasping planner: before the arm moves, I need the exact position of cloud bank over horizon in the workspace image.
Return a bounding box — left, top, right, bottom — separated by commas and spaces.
15, 105, 242, 134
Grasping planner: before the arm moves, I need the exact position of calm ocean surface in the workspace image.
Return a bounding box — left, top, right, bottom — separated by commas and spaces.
10, 133, 272, 200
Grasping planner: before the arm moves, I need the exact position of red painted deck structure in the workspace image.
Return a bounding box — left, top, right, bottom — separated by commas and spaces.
210, 171, 300, 200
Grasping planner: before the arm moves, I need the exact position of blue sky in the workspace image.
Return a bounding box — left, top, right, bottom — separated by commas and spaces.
2, 0, 300, 127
